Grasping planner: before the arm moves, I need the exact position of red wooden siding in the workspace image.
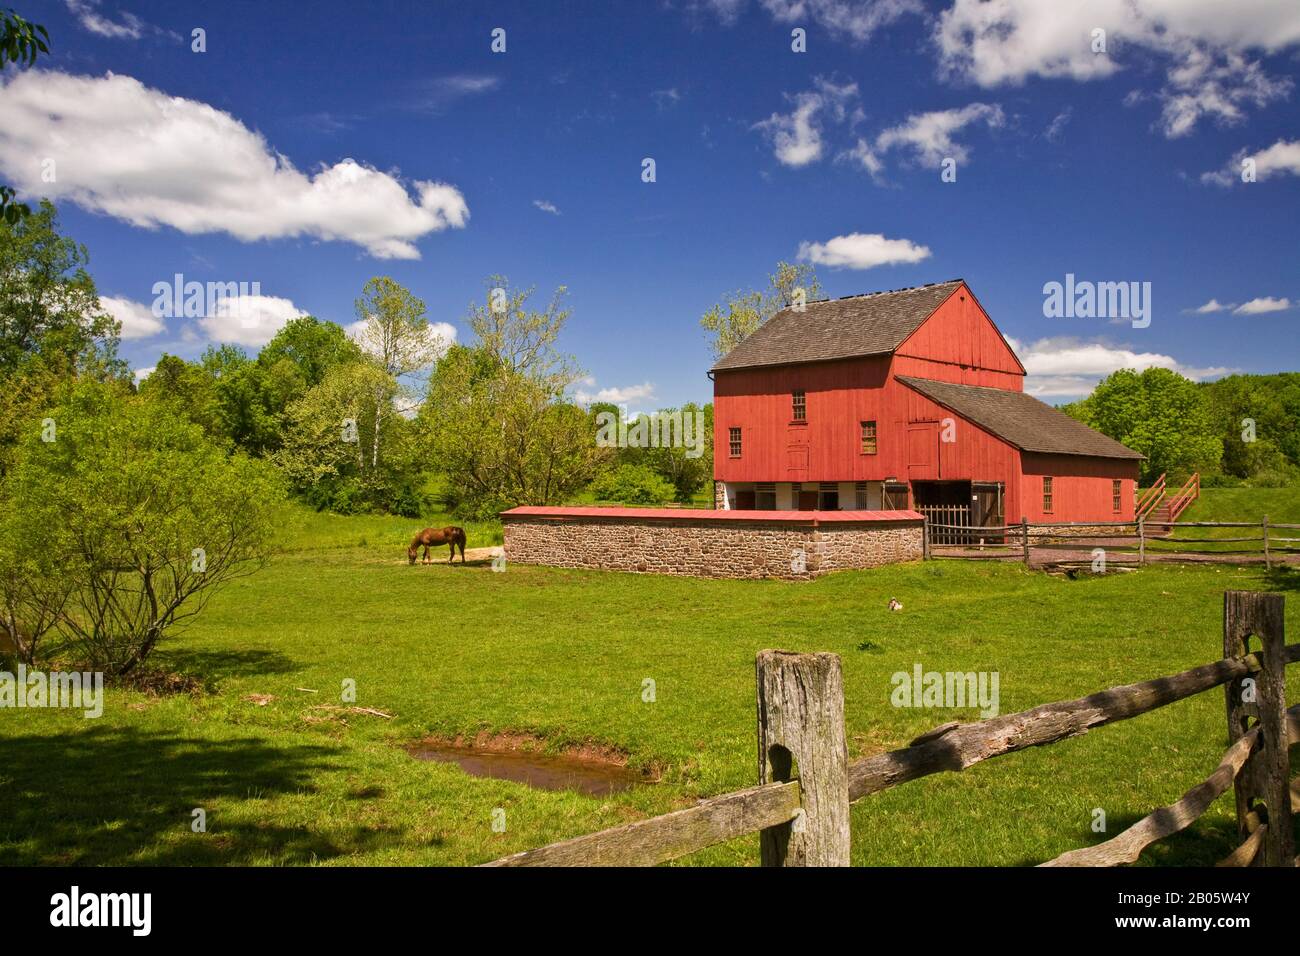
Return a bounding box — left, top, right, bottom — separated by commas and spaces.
1018, 453, 1138, 523
893, 284, 1025, 388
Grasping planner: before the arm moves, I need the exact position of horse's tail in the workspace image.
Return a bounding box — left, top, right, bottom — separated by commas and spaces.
454, 527, 467, 548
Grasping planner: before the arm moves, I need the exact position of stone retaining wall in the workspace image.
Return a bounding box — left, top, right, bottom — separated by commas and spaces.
501, 508, 924, 580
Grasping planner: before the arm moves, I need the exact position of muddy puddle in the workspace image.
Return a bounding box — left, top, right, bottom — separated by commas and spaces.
408, 741, 648, 796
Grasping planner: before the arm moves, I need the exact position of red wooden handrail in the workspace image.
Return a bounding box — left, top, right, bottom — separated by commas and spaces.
1166, 472, 1200, 522
1136, 473, 1166, 519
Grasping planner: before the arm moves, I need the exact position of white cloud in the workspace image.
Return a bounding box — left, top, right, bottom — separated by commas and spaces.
64, 0, 145, 40
1191, 298, 1232, 313
133, 366, 154, 382
873, 102, 1005, 168
797, 232, 931, 269
415, 74, 501, 112
1234, 297, 1291, 314
574, 380, 657, 405
1006, 335, 1233, 397
532, 199, 560, 215
935, 0, 1300, 138
753, 77, 860, 167
99, 294, 165, 339
200, 295, 307, 347
839, 138, 883, 177
1044, 108, 1072, 141
1203, 138, 1300, 186
702, 0, 921, 42
1157, 49, 1291, 138
0, 71, 469, 259
651, 88, 681, 109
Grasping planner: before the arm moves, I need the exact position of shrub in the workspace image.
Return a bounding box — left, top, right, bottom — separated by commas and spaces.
588, 464, 676, 505
4, 382, 284, 675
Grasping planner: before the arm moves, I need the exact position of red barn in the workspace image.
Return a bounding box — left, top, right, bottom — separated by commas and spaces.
710, 279, 1142, 530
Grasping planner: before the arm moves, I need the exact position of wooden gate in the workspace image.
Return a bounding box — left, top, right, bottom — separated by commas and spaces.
919, 504, 971, 544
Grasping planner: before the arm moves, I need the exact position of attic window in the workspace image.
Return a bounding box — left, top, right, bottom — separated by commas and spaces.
792, 390, 806, 422
1112, 479, 1122, 513
729, 427, 742, 458
1042, 476, 1054, 514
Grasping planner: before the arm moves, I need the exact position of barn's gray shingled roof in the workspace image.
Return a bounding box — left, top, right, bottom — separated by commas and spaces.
710, 280, 964, 372
897, 376, 1144, 461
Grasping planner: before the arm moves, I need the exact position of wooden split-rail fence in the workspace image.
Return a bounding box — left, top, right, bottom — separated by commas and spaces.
923, 515, 1300, 568
484, 591, 1297, 867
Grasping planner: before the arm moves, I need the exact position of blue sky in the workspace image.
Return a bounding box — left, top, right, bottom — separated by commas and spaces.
5, 0, 1299, 409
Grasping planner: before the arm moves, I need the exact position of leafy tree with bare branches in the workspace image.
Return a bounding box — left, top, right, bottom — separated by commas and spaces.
420, 277, 607, 517
700, 261, 821, 359
5, 382, 283, 675
353, 277, 447, 469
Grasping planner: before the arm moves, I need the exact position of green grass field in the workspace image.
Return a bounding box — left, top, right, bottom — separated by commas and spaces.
2, 504, 1297, 867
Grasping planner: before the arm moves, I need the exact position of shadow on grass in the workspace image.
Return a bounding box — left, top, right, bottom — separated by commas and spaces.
1261, 565, 1300, 593
1018, 813, 1236, 867
151, 648, 303, 686
1017, 811, 1300, 867
0, 725, 410, 865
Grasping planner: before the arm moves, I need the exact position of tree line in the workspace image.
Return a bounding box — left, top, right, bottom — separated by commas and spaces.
0, 199, 718, 675
1061, 367, 1300, 486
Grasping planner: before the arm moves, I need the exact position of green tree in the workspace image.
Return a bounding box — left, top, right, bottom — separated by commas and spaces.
0, 498, 71, 665
5, 381, 283, 675
420, 280, 607, 517
1200, 373, 1300, 479
257, 314, 363, 388
0, 7, 49, 224
611, 403, 714, 502
0, 200, 120, 377
276, 360, 403, 511
700, 260, 821, 359
1065, 368, 1222, 483
353, 277, 445, 469
0, 201, 123, 476
137, 353, 224, 440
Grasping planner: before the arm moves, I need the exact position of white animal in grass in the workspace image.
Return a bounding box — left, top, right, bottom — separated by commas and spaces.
888, 598, 903, 612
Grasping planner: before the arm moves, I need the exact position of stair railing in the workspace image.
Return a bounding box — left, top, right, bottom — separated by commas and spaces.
1135, 473, 1166, 519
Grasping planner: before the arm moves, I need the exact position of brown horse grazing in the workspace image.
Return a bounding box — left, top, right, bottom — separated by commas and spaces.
408, 526, 467, 565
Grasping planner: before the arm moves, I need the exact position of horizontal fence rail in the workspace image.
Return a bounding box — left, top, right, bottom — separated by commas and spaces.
924, 516, 1300, 568
845, 640, 1299, 801
483, 781, 801, 867
482, 592, 1293, 867
1041, 705, 1300, 867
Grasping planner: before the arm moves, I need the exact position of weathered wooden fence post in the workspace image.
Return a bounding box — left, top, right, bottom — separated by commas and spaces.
1137, 517, 1145, 566
1021, 517, 1029, 564
1223, 591, 1293, 866
922, 516, 930, 561
1261, 515, 1270, 569
756, 650, 850, 866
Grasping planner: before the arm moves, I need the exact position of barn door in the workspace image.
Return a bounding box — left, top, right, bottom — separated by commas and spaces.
882, 482, 909, 510
972, 482, 1003, 530
907, 422, 939, 480
786, 425, 809, 480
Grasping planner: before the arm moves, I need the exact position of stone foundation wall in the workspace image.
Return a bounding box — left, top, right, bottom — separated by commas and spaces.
1024, 523, 1135, 545
502, 512, 923, 580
